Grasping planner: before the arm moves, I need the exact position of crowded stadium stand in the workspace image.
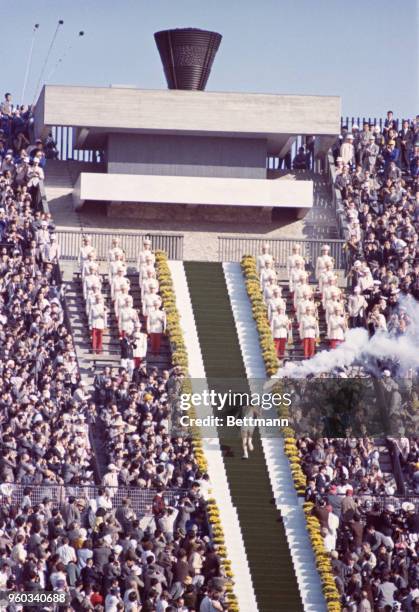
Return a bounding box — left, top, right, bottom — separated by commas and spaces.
0, 102, 242, 612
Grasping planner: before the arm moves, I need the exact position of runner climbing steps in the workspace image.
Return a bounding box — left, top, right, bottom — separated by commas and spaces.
184, 261, 303, 612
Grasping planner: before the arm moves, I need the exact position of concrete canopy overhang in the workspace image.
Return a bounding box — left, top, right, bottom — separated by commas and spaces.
35, 85, 341, 154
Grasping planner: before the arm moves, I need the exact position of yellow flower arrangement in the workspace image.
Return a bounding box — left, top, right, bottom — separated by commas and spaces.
240, 255, 341, 611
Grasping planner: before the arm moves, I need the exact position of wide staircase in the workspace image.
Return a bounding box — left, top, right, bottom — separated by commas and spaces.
64, 268, 172, 477
65, 270, 171, 372
184, 261, 303, 612
281, 282, 329, 362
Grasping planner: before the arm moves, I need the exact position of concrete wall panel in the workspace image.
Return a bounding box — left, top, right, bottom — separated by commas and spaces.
107, 133, 266, 178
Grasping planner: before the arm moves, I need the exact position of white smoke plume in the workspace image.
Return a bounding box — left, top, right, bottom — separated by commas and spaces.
275, 295, 419, 379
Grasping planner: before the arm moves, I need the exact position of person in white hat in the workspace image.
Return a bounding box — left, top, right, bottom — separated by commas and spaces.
137, 238, 155, 274
267, 286, 286, 321
132, 322, 148, 368
40, 233, 60, 265
108, 238, 126, 274
270, 305, 292, 359
340, 133, 355, 166
111, 267, 130, 301
318, 261, 337, 295
83, 264, 102, 301
299, 304, 319, 359
86, 284, 102, 319
324, 289, 343, 325
141, 266, 159, 296
78, 236, 96, 273
357, 261, 374, 293
289, 259, 306, 295
296, 287, 316, 323
138, 254, 156, 287
256, 242, 274, 274
287, 244, 305, 278
89, 294, 107, 354
327, 304, 347, 349
81, 251, 97, 282
293, 272, 311, 311
109, 252, 127, 280
322, 276, 340, 310
259, 259, 277, 289
118, 297, 139, 339
147, 300, 166, 354
315, 245, 334, 282
263, 277, 279, 302
114, 285, 132, 321
347, 286, 368, 328
142, 285, 162, 324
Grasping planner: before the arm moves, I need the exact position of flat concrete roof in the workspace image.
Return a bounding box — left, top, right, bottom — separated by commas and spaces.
35, 85, 341, 150
74, 172, 313, 211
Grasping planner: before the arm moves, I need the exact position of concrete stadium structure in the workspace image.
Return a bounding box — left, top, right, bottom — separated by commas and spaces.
34, 85, 341, 221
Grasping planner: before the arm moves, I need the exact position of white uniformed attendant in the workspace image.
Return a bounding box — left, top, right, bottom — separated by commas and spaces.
322, 278, 341, 309
147, 302, 166, 354
132, 323, 148, 367
119, 299, 139, 337
81, 252, 97, 281
83, 268, 102, 301
78, 237, 96, 272
108, 238, 125, 268
259, 261, 277, 289
109, 254, 127, 279
328, 306, 347, 348
138, 255, 155, 284
325, 296, 344, 325
86, 285, 103, 322
89, 295, 107, 354
267, 287, 286, 321
142, 268, 159, 296
287, 244, 305, 278
289, 260, 306, 294
142, 287, 162, 318
293, 276, 311, 310
270, 305, 291, 359
137, 239, 155, 273
263, 279, 279, 302
115, 286, 132, 319
256, 243, 274, 274
347, 286, 368, 328
111, 268, 129, 301
315, 245, 335, 281
299, 305, 319, 359
318, 262, 336, 294
296, 289, 315, 323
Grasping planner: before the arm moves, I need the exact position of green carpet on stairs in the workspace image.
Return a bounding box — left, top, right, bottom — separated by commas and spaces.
184, 262, 303, 612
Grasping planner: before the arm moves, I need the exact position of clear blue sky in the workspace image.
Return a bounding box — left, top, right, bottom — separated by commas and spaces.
3, 0, 418, 119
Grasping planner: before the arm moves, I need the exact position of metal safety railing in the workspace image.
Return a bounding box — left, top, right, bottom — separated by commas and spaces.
0, 483, 183, 515
340, 115, 409, 130
55, 229, 184, 261
51, 125, 103, 162
218, 236, 346, 269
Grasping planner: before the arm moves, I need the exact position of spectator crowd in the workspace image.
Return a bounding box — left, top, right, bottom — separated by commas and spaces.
0, 92, 230, 611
